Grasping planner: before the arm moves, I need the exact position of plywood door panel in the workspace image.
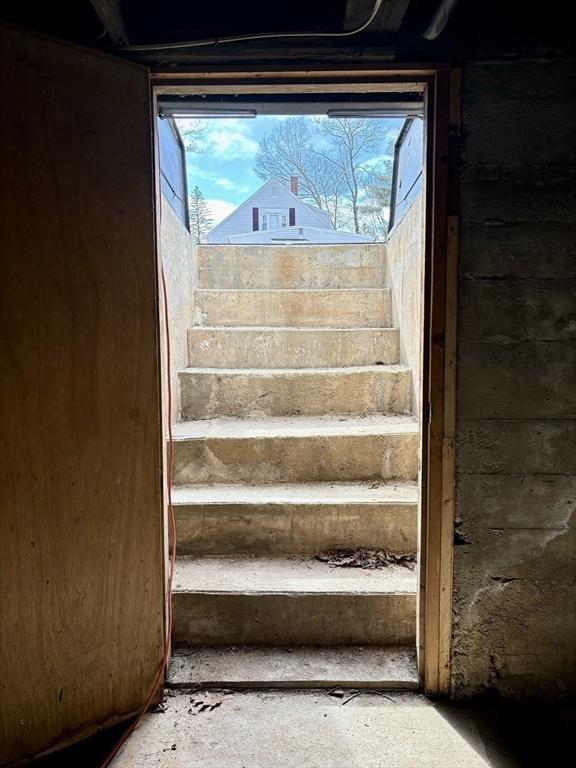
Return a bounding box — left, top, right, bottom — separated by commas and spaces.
0, 25, 164, 765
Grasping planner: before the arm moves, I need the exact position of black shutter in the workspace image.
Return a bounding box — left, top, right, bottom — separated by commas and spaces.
252, 207, 259, 231
289, 207, 296, 226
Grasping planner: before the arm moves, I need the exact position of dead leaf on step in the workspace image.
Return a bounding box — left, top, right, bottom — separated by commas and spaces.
188, 692, 223, 714
316, 548, 416, 570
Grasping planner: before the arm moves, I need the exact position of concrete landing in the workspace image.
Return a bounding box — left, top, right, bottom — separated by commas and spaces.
111, 690, 494, 768
196, 243, 387, 290
167, 645, 419, 690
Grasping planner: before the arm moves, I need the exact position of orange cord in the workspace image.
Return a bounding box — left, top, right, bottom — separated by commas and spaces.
100, 265, 177, 767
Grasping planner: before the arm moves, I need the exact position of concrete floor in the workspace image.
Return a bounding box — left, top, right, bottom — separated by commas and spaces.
110, 690, 489, 768
28, 692, 576, 768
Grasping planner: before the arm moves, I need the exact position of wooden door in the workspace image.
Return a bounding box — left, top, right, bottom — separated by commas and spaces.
0, 24, 164, 764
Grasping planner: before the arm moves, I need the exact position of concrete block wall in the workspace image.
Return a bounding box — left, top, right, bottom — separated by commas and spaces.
452, 58, 576, 698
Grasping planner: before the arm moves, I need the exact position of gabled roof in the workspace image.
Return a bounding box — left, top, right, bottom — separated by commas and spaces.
209, 178, 331, 235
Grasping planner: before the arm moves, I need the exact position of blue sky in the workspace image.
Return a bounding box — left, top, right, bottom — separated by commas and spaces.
177, 116, 403, 226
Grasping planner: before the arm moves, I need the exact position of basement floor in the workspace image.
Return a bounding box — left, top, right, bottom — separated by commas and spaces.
110, 690, 495, 767
29, 694, 576, 768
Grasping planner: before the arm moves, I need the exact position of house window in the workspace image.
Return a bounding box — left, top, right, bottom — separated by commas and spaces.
261, 208, 288, 231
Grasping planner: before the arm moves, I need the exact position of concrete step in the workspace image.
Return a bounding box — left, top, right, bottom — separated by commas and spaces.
167, 645, 419, 690
187, 327, 399, 369
172, 415, 419, 485
179, 365, 411, 419
196, 244, 386, 289
193, 289, 392, 328
172, 555, 417, 646
172, 482, 418, 555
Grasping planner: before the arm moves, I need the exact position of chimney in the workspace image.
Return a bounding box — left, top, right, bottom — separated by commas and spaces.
290, 176, 299, 196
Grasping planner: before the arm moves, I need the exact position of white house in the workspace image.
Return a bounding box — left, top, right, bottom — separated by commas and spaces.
207, 177, 372, 244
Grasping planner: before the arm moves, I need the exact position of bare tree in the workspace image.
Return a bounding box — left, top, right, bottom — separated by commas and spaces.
358, 142, 395, 241
188, 186, 213, 244
176, 119, 207, 153
315, 118, 387, 234
254, 117, 344, 227
358, 180, 391, 241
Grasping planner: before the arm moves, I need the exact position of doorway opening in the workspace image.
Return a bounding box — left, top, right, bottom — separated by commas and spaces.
153, 74, 456, 696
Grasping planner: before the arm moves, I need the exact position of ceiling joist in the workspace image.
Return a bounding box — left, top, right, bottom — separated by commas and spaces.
89, 0, 129, 45
344, 0, 411, 33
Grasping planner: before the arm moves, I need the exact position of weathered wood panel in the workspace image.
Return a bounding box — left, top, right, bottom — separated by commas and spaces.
0, 25, 164, 764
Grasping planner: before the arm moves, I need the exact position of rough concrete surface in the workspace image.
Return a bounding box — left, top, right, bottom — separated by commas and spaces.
167, 645, 419, 689
193, 288, 392, 328
187, 326, 399, 368
172, 556, 416, 646
179, 365, 412, 419
173, 555, 416, 594
160, 196, 196, 422
111, 691, 496, 768
386, 195, 424, 415
171, 415, 419, 485
453, 57, 576, 698
171, 481, 417, 555
196, 244, 387, 289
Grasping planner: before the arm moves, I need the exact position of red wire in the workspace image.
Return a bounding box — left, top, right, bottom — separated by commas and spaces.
100, 265, 177, 767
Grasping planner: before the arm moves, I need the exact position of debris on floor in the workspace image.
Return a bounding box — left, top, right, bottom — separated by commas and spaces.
188, 692, 224, 714
327, 687, 398, 705
316, 548, 416, 570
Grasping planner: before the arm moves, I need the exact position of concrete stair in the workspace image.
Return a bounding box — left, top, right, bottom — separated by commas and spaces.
187, 326, 400, 368
179, 365, 411, 419
171, 482, 418, 555
172, 556, 416, 646
193, 288, 392, 327
170, 244, 419, 689
172, 415, 419, 485
197, 243, 386, 289
167, 645, 419, 690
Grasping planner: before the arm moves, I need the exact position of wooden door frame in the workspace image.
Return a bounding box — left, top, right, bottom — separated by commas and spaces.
151, 66, 460, 696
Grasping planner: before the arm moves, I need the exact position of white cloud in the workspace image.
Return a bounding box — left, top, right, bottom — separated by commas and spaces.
185, 161, 213, 182
363, 153, 394, 170
215, 177, 235, 190
214, 177, 253, 195
198, 119, 259, 160
206, 198, 236, 226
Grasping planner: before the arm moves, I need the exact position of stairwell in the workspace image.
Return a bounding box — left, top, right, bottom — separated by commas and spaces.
167, 243, 420, 690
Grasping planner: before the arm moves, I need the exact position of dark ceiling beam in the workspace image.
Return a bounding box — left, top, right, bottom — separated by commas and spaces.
344, 0, 411, 33
422, 0, 460, 39
129, 39, 398, 68
89, 0, 129, 45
